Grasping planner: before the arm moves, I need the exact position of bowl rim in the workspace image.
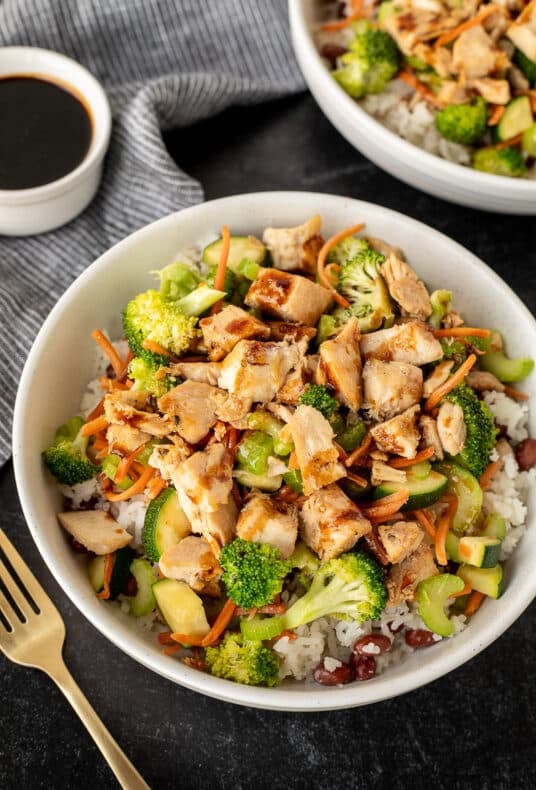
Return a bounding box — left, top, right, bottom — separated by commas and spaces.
0, 46, 112, 203
289, 0, 536, 196
12, 191, 536, 711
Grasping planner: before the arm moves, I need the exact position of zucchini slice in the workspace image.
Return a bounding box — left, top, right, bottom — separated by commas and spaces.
458, 536, 502, 569
496, 96, 533, 141
128, 558, 157, 617
416, 573, 465, 637
152, 579, 210, 637
233, 469, 283, 492
202, 235, 267, 273
373, 469, 448, 510
481, 512, 507, 541
436, 462, 482, 533
142, 487, 191, 563
88, 547, 136, 597
457, 563, 503, 599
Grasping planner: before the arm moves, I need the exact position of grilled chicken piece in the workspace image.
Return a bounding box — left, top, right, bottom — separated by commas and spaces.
370, 461, 407, 487
281, 405, 346, 495
159, 536, 222, 597
166, 361, 222, 386
277, 360, 311, 404
419, 414, 444, 461
466, 370, 505, 393
172, 444, 233, 513
103, 390, 173, 437
436, 80, 469, 105
452, 25, 498, 79
176, 497, 237, 556
471, 77, 510, 104
245, 268, 332, 326
317, 317, 362, 411
387, 543, 439, 605
360, 321, 443, 366
106, 423, 152, 455
157, 380, 226, 444
199, 304, 270, 362
58, 511, 132, 555
236, 493, 298, 559
268, 322, 317, 345
262, 214, 323, 274
265, 402, 295, 423
362, 359, 422, 421
299, 484, 371, 561
507, 1, 536, 62
214, 394, 252, 429
377, 521, 424, 565
370, 405, 421, 459
217, 339, 300, 405
437, 401, 466, 456
380, 253, 432, 320
148, 442, 191, 482
422, 360, 454, 398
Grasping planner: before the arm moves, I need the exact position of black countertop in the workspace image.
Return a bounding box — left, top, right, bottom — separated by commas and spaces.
1, 93, 535, 790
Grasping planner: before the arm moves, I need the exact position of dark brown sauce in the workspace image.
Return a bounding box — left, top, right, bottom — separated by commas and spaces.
0, 75, 92, 190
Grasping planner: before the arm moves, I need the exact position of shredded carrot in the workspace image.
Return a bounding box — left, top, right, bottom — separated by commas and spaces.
81, 414, 108, 436
277, 629, 297, 641
451, 582, 472, 598
115, 443, 148, 484
334, 441, 348, 461
324, 262, 341, 286
433, 327, 490, 339
225, 426, 240, 451
105, 464, 155, 501
367, 510, 404, 525
435, 493, 457, 566
96, 553, 115, 600
320, 9, 363, 31
317, 223, 365, 308
425, 353, 477, 412
494, 133, 523, 151
163, 644, 183, 655
158, 632, 175, 645
488, 104, 505, 126
172, 598, 236, 648
344, 433, 372, 467
414, 509, 437, 540
361, 489, 410, 519
91, 329, 125, 379
434, 5, 500, 48
479, 459, 503, 491
210, 224, 231, 315
464, 590, 485, 617
117, 349, 135, 380
141, 338, 174, 358
147, 476, 167, 500
398, 69, 444, 109
389, 446, 435, 469
85, 397, 105, 423
288, 450, 300, 470
503, 385, 529, 401
347, 471, 368, 487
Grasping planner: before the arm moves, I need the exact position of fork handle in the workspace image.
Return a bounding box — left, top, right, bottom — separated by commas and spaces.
46, 658, 150, 789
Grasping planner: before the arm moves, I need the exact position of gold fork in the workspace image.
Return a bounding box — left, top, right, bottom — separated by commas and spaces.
0, 528, 150, 790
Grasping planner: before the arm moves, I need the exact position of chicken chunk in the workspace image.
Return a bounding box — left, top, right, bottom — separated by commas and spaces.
213, 394, 252, 429
377, 521, 424, 565
370, 461, 407, 487
452, 25, 498, 79
466, 370, 505, 393
437, 401, 466, 456
360, 321, 443, 366
370, 405, 421, 459
166, 361, 222, 386
471, 77, 510, 105
362, 359, 423, 421
281, 405, 346, 495
380, 253, 432, 320
317, 317, 362, 411
419, 414, 443, 461
58, 511, 132, 555
217, 339, 301, 405
268, 322, 317, 345
262, 214, 323, 274
277, 360, 312, 404
422, 360, 454, 398
176, 497, 237, 556
159, 536, 222, 597
364, 235, 405, 260
172, 444, 233, 513
104, 390, 173, 437
236, 493, 298, 559
387, 543, 439, 605
148, 442, 191, 482
245, 268, 332, 326
157, 380, 226, 444
106, 423, 152, 455
199, 304, 270, 362
507, 1, 536, 62
299, 484, 371, 561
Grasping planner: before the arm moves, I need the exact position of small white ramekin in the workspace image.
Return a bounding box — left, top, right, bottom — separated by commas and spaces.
0, 47, 111, 236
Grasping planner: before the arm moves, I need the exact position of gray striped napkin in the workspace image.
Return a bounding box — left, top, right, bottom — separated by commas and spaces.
0, 0, 304, 465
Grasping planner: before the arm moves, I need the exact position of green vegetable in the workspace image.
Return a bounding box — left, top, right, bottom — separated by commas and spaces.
332, 21, 399, 98
233, 469, 283, 491
142, 487, 191, 562
435, 98, 487, 145
283, 469, 303, 494
496, 96, 533, 141
205, 632, 280, 687
298, 384, 338, 419
436, 461, 482, 534
334, 418, 367, 453
457, 563, 503, 599
42, 415, 99, 485
458, 536, 502, 569
128, 558, 157, 617
479, 332, 534, 382
220, 538, 291, 610
246, 411, 293, 456
128, 356, 174, 397
374, 469, 448, 510
202, 235, 267, 273
177, 284, 228, 317
522, 122, 536, 157
481, 512, 506, 541
88, 547, 136, 598
240, 551, 387, 641
235, 258, 261, 281
205, 263, 236, 296
472, 146, 527, 178
416, 573, 465, 637
101, 453, 133, 491
152, 579, 210, 636
445, 531, 462, 564
236, 431, 274, 475
153, 262, 201, 301
514, 48, 536, 85
444, 383, 497, 478
316, 314, 339, 346
429, 289, 452, 329
288, 541, 320, 590
326, 234, 369, 266
332, 245, 394, 333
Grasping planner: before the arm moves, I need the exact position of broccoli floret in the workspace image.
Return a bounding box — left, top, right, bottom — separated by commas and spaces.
289, 541, 320, 591
472, 146, 527, 177
333, 21, 399, 98
332, 246, 394, 332
514, 49, 536, 85
435, 98, 488, 145
204, 632, 280, 687
298, 384, 338, 419
153, 262, 201, 301
42, 416, 99, 485
440, 335, 488, 361
128, 356, 174, 397
205, 263, 236, 296
444, 383, 498, 478
241, 551, 387, 641
326, 235, 369, 266
220, 538, 291, 610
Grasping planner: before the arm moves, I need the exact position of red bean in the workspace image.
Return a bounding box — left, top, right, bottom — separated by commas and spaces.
352, 634, 392, 656
404, 628, 436, 648
515, 438, 536, 470
352, 654, 377, 681
313, 659, 354, 686
320, 43, 348, 67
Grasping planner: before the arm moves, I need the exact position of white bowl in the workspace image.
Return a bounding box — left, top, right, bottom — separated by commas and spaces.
12, 192, 536, 710
289, 0, 536, 214
0, 47, 111, 235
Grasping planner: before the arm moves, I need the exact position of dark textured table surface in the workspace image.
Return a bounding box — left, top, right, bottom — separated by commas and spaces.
1, 93, 535, 790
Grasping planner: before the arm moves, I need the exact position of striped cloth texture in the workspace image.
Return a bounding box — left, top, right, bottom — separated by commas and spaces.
0, 0, 304, 466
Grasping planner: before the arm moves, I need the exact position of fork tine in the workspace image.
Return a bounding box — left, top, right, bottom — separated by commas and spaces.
0, 582, 22, 632
0, 530, 53, 615
0, 554, 37, 622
